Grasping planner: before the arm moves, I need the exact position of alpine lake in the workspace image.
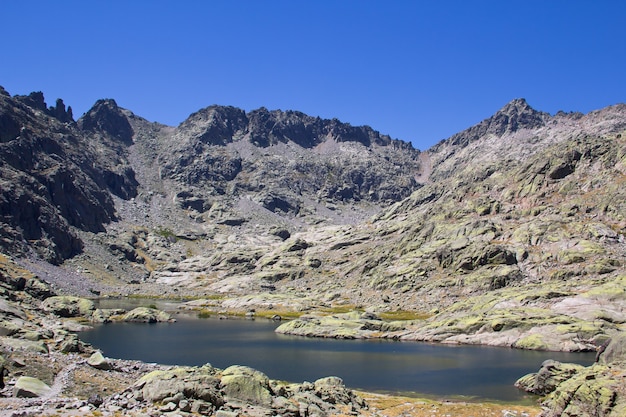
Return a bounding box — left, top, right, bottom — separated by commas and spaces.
79, 298, 596, 404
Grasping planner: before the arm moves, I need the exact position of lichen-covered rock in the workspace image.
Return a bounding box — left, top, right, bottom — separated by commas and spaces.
220, 365, 273, 406
122, 307, 172, 323
515, 360, 584, 395
58, 332, 85, 353
541, 364, 625, 417
0, 336, 49, 354
599, 333, 626, 365
275, 312, 407, 339
42, 296, 95, 318
517, 335, 626, 417
130, 363, 367, 416
134, 364, 223, 408
91, 308, 126, 323
314, 376, 354, 405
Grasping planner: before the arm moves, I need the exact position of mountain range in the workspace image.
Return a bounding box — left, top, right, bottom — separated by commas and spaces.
1, 84, 625, 415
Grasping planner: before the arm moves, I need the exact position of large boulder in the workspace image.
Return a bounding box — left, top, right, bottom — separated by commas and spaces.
13, 376, 51, 398
122, 307, 172, 323
42, 296, 95, 318
314, 376, 355, 405
220, 365, 273, 406
133, 365, 224, 412
87, 350, 111, 370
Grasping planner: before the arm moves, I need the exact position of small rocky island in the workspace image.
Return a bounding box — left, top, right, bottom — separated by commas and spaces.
1, 86, 625, 416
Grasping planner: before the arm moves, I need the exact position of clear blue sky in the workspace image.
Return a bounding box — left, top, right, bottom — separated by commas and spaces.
1, 1, 624, 150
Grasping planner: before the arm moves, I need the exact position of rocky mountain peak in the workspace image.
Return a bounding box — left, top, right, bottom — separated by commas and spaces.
431, 98, 550, 152
78, 99, 134, 143
177, 105, 248, 146
491, 97, 547, 133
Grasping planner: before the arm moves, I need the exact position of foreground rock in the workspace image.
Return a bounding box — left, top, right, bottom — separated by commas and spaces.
87, 350, 111, 370
516, 334, 626, 416
131, 363, 366, 416
13, 376, 52, 398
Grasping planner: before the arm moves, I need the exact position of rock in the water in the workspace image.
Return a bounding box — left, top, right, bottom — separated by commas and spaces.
13, 376, 52, 398
42, 296, 95, 318
122, 307, 172, 323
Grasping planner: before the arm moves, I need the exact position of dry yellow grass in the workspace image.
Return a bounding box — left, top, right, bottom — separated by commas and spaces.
353, 392, 542, 417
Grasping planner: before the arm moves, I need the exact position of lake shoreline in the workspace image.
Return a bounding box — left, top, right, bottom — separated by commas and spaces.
79, 302, 596, 404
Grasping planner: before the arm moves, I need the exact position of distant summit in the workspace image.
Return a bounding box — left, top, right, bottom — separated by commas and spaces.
78, 99, 134, 144
433, 98, 550, 150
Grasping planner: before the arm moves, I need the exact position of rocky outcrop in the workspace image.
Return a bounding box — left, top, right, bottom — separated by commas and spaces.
276, 311, 408, 339
516, 335, 626, 417
131, 364, 366, 416
158, 103, 423, 216
14, 92, 74, 123
437, 98, 550, 150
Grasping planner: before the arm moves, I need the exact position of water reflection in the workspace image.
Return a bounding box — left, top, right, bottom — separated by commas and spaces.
80, 316, 595, 402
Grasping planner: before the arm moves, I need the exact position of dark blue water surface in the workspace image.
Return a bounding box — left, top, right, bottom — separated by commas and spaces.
79, 309, 596, 402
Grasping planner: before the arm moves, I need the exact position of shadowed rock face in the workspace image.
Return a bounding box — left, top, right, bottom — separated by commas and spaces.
0, 91, 137, 263
159, 104, 423, 209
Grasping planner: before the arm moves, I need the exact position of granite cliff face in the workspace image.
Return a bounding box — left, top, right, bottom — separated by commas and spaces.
0, 89, 137, 264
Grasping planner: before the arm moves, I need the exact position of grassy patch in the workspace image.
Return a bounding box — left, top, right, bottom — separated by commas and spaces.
358, 391, 541, 417
254, 310, 305, 320
154, 227, 177, 241
378, 310, 432, 321
197, 310, 212, 319
320, 305, 361, 315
